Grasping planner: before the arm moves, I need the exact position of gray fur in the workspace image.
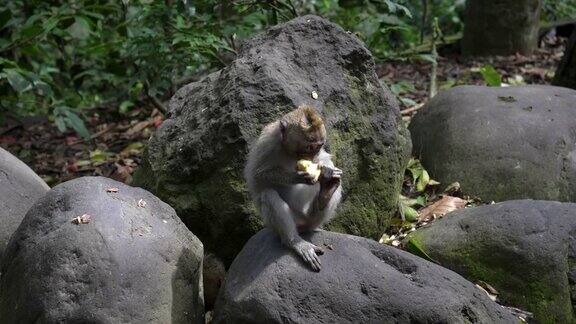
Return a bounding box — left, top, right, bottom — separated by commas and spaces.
244, 120, 342, 271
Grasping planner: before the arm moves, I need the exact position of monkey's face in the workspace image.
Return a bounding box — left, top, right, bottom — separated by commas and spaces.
283, 125, 326, 160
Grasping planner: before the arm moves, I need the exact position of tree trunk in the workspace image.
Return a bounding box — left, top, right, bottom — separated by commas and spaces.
463, 0, 541, 56
553, 30, 576, 89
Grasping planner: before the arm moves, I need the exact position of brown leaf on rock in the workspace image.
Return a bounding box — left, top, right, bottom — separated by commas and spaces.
475, 284, 498, 302
418, 195, 467, 222
106, 187, 119, 193
477, 280, 499, 295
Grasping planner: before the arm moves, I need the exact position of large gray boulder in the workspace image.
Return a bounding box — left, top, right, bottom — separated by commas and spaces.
410, 85, 576, 202
0, 177, 204, 323
133, 15, 411, 265
213, 229, 516, 323
0, 147, 49, 266
406, 200, 576, 323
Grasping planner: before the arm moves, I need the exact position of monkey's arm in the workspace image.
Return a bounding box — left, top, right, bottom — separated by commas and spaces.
260, 188, 324, 271
306, 151, 343, 228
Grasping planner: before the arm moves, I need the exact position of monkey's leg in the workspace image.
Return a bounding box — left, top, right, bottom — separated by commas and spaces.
261, 189, 324, 271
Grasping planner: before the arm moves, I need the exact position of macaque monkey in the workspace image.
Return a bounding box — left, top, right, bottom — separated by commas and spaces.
244, 106, 342, 271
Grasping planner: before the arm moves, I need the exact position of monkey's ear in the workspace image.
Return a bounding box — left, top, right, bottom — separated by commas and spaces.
280, 120, 288, 133
279, 120, 288, 141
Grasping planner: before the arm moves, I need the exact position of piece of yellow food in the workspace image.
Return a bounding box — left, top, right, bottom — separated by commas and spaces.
296, 159, 322, 182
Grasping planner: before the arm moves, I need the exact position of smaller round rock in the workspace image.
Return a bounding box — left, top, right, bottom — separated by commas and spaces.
0, 177, 204, 324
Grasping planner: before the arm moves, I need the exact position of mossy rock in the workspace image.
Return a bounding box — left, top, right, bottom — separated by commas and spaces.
132, 15, 411, 265
406, 200, 576, 323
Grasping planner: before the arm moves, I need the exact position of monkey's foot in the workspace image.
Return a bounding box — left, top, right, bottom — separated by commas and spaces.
293, 240, 324, 272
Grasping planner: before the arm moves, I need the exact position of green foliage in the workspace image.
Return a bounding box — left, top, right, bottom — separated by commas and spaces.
405, 236, 435, 262
0, 0, 420, 137
479, 65, 502, 87
5, 0, 543, 137
390, 80, 417, 106
407, 158, 438, 192
542, 0, 576, 22
0, 0, 267, 134
314, 0, 414, 58
399, 158, 438, 223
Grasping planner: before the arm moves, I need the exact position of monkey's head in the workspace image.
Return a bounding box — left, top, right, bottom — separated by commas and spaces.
279, 106, 327, 160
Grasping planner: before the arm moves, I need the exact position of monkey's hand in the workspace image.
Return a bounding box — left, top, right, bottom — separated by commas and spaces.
318, 166, 342, 210
293, 240, 324, 272
295, 171, 319, 185
320, 165, 342, 182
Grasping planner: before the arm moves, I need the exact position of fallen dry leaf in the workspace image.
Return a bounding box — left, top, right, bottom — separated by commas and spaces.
477, 280, 499, 295
72, 214, 91, 225
126, 120, 153, 137
418, 195, 467, 222
475, 284, 497, 302
138, 199, 147, 208
106, 187, 119, 193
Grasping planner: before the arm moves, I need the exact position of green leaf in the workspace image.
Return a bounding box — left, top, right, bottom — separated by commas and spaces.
0, 9, 12, 30
399, 195, 420, 207
119, 100, 134, 114
415, 54, 436, 64
63, 110, 90, 139
405, 238, 436, 263
124, 142, 144, 151
403, 205, 419, 222
43, 16, 60, 33
4, 69, 32, 92
428, 179, 441, 186
20, 24, 43, 38
415, 195, 427, 207
416, 170, 430, 192
32, 80, 53, 96
68, 17, 91, 40
400, 97, 417, 106
410, 167, 422, 182
54, 116, 66, 132
479, 65, 502, 87
90, 149, 107, 163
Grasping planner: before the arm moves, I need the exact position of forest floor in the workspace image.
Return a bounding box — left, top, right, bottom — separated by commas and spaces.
0, 35, 568, 188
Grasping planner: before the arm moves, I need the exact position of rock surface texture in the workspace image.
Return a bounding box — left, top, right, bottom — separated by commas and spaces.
133, 15, 411, 264
407, 200, 576, 323
0, 177, 204, 324
213, 229, 516, 324
0, 147, 49, 266
410, 85, 576, 202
